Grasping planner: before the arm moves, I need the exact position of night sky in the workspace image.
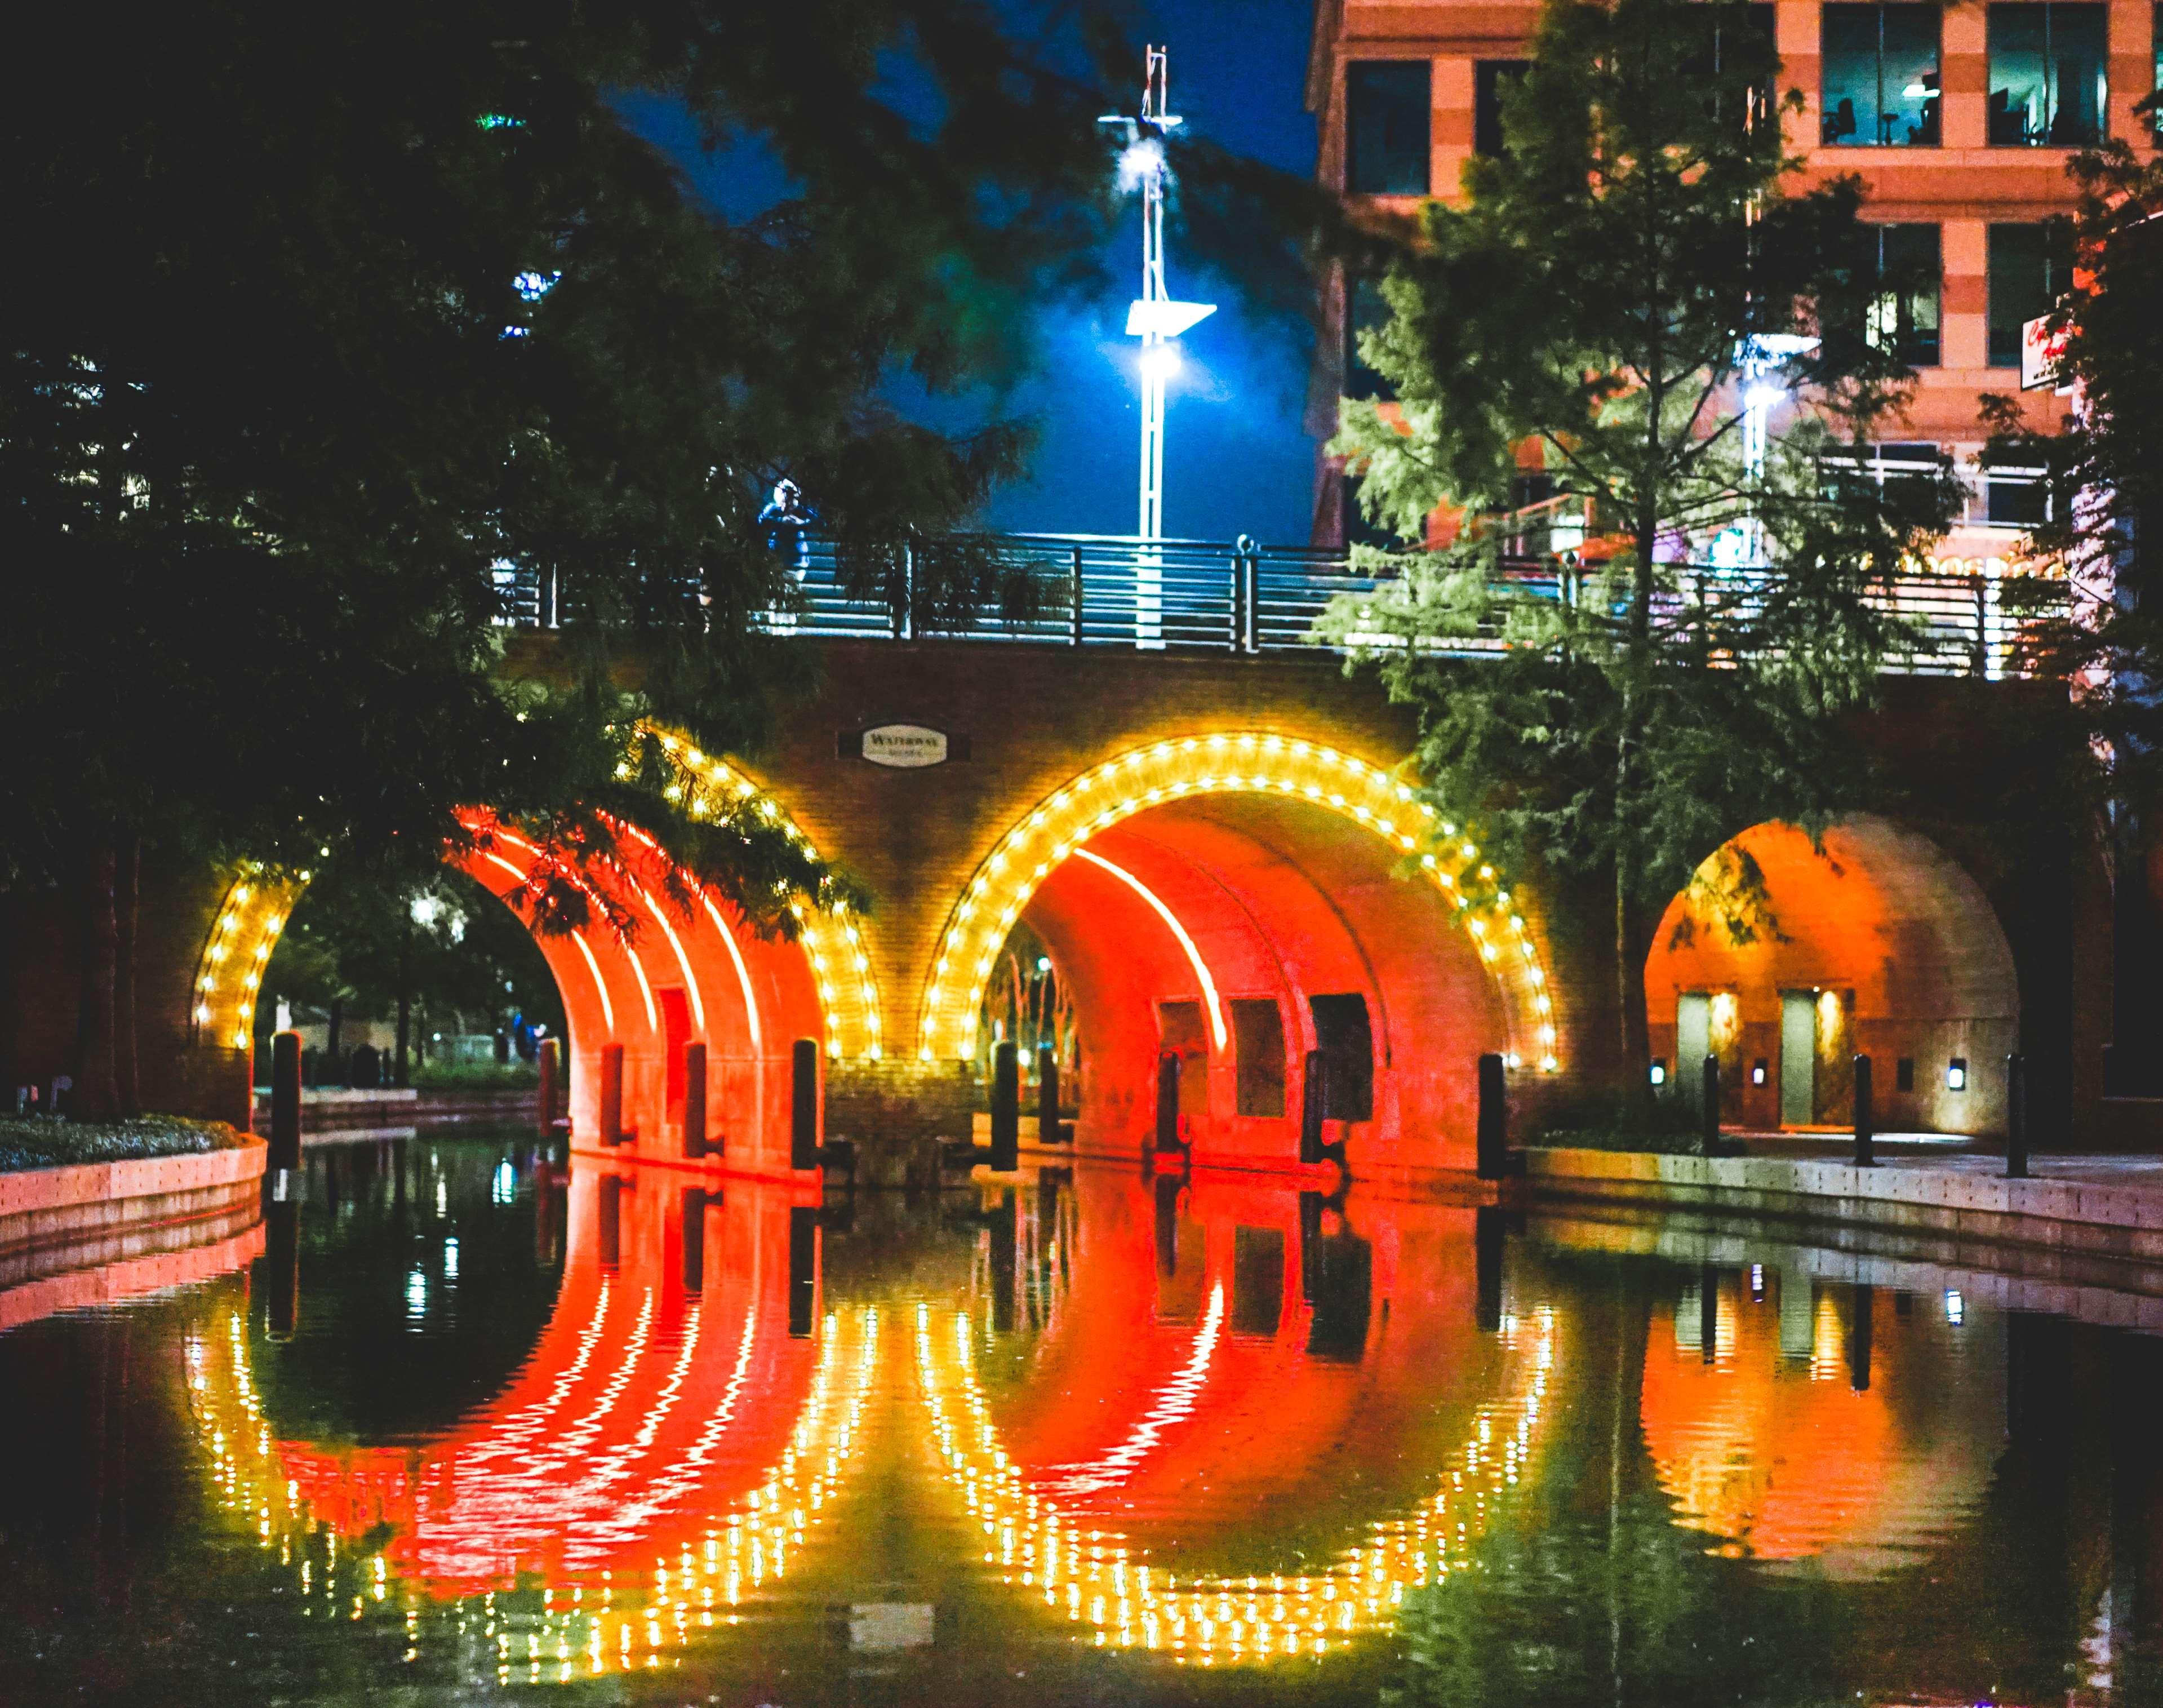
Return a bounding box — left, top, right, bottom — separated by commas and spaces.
624, 1, 1322, 546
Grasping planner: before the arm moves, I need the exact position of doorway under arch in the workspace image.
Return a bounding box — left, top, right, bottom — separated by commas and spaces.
1645, 817, 2019, 1136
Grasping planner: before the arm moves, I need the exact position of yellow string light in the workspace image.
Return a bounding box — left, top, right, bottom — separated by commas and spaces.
915, 733, 1560, 1071
911, 1299, 1556, 1664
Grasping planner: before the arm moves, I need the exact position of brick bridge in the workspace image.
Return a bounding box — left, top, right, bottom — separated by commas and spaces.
2, 537, 2106, 1182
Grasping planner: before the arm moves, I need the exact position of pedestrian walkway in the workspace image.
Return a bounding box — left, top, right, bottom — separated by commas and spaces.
1523, 1141, 2163, 1272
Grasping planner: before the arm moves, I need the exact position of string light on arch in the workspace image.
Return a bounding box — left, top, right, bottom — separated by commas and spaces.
913, 1299, 1556, 1663
652, 733, 883, 1062
916, 733, 1560, 1072
190, 862, 306, 1052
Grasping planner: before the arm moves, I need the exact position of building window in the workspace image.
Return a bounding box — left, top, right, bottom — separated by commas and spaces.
1689, 5, 1780, 128
1346, 61, 1431, 194
1344, 275, 1394, 401
1989, 3, 2107, 143
1988, 220, 2073, 366
1823, 4, 1943, 145
1866, 223, 1942, 366
1474, 61, 1530, 157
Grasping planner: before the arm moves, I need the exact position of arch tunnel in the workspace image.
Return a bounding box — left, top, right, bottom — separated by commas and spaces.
916, 734, 1562, 1175
1646, 816, 2021, 1137
187, 740, 880, 1177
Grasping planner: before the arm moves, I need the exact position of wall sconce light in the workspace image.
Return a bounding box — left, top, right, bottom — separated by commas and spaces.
1947, 1057, 1968, 1092
1750, 1058, 1767, 1086
1649, 1061, 1667, 1086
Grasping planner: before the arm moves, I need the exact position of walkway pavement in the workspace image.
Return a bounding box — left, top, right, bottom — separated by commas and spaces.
1522, 1139, 2163, 1273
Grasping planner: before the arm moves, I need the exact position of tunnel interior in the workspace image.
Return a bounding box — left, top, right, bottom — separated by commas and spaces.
443, 814, 828, 1170
997, 792, 1513, 1172
1645, 817, 2019, 1136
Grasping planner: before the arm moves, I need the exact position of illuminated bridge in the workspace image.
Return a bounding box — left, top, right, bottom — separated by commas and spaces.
26, 531, 2096, 1182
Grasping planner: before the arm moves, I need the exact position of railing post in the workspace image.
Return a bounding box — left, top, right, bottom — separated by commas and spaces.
1228, 548, 1242, 652
896, 539, 913, 641
1973, 574, 1988, 678
1071, 545, 1086, 647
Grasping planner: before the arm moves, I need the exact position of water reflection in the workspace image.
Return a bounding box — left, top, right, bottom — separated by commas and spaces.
8, 1137, 2163, 1704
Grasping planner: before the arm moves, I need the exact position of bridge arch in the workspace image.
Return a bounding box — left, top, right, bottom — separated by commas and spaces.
917, 733, 1560, 1169
1646, 815, 2020, 1136
183, 734, 874, 1169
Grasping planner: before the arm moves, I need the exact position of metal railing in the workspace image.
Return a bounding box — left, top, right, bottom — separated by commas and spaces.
498, 531, 2067, 680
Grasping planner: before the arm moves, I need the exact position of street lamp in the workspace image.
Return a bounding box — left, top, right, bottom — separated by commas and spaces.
1712, 331, 1819, 569
1102, 46, 1216, 645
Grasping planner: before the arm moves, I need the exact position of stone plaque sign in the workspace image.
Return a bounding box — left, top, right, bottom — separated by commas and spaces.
852, 724, 960, 768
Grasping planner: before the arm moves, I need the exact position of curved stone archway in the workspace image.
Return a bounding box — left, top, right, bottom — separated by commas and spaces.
183, 738, 871, 1172
916, 733, 1561, 1172
1646, 817, 2020, 1136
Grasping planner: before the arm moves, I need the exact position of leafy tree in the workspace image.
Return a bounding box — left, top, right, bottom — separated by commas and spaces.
0, 1, 1307, 1116
1318, 0, 1961, 1108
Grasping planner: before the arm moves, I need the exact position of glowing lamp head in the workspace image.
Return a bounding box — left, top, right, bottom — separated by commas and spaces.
1139, 344, 1183, 383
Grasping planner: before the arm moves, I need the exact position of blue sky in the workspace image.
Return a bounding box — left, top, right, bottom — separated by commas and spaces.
624, 1, 1322, 545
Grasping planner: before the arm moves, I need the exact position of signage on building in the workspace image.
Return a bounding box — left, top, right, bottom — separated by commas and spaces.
847, 724, 966, 768
2020, 313, 2069, 393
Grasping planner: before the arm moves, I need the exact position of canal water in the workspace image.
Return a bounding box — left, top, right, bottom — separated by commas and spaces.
5, 1131, 2162, 1707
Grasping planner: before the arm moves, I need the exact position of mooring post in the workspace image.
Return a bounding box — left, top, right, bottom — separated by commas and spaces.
1700, 1053, 1721, 1158
2005, 1051, 2029, 1179
270, 1030, 302, 1175
1037, 1044, 1062, 1143
1299, 1049, 1329, 1165
266, 1194, 300, 1341
1853, 1054, 1876, 1168
681, 1040, 707, 1160
1474, 1204, 1504, 1330
991, 1040, 1020, 1171
680, 1186, 707, 1293
1476, 1051, 1508, 1181
789, 1037, 820, 1170
536, 1036, 561, 1132
1154, 1052, 1183, 1154
599, 1042, 628, 1147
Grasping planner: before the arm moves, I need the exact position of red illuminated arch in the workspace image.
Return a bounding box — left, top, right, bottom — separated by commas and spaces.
920, 734, 1560, 1172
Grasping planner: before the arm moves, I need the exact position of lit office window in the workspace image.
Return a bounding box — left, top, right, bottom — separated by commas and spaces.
1473, 61, 1530, 157
1987, 220, 2073, 366
1989, 4, 2107, 143
1822, 4, 1943, 144
1866, 224, 1942, 366
1346, 61, 1432, 194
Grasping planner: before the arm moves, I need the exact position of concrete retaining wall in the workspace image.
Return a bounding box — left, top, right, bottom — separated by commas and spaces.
0, 1135, 267, 1262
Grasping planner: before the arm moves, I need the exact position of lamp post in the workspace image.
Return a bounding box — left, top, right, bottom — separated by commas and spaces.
1102, 46, 1215, 645
1720, 332, 1819, 569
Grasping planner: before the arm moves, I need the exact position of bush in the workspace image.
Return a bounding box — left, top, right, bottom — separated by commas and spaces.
0, 1114, 244, 1173
408, 1059, 541, 1090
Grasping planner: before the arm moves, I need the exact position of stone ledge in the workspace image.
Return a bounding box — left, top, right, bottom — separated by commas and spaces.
1525, 1146, 2163, 1264
0, 1137, 267, 1257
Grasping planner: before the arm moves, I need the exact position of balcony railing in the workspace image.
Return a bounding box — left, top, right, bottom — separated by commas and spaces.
497, 531, 2066, 680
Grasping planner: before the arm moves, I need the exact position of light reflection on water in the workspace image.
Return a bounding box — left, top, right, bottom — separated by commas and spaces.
2, 1132, 2162, 1706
